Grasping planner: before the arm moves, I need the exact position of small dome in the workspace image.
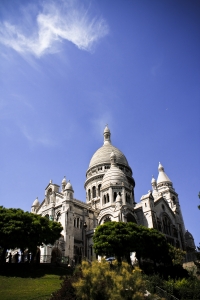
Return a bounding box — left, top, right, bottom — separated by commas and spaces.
32, 197, 40, 207
62, 176, 67, 184
157, 162, 171, 184
102, 165, 128, 189
65, 181, 73, 191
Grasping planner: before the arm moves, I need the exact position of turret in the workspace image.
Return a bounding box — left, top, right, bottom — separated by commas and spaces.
65, 180, 74, 200
157, 162, 172, 188
103, 125, 111, 145
62, 176, 67, 191
31, 197, 40, 213
151, 175, 157, 191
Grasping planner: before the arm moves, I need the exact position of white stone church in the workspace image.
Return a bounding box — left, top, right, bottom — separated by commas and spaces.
31, 126, 195, 264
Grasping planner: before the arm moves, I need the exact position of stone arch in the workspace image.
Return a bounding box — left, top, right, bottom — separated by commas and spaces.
162, 213, 173, 236
114, 192, 117, 201
47, 188, 52, 203
99, 214, 112, 225
98, 184, 101, 196
56, 211, 61, 222
106, 193, 109, 203
88, 189, 91, 201
126, 213, 137, 224
92, 186, 96, 198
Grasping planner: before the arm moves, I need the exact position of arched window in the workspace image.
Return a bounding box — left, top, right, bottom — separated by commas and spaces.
107, 194, 109, 203
126, 193, 131, 203
104, 216, 111, 223
114, 192, 117, 201
126, 213, 137, 223
152, 213, 157, 229
157, 218, 162, 232
173, 226, 178, 238
98, 184, 101, 196
92, 186, 96, 198
88, 189, 91, 201
47, 188, 52, 203
172, 196, 176, 205
163, 215, 172, 236
104, 195, 106, 204
56, 212, 61, 222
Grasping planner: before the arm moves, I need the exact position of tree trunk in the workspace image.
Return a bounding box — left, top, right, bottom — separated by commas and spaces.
0, 247, 7, 264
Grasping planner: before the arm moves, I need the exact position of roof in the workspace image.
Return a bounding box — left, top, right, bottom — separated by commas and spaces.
157, 162, 171, 184
101, 164, 129, 189
89, 144, 129, 168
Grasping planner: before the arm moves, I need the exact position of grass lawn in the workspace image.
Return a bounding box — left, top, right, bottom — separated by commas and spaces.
0, 274, 62, 300
0, 264, 72, 300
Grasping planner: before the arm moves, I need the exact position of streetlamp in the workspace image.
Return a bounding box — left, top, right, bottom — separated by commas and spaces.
83, 221, 87, 258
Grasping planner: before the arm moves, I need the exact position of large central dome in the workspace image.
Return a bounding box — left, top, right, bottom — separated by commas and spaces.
89, 144, 129, 168
85, 126, 135, 205
89, 126, 129, 168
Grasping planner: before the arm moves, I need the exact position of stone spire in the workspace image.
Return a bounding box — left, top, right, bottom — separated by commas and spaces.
110, 150, 116, 165
157, 162, 172, 185
151, 175, 157, 190
103, 125, 111, 145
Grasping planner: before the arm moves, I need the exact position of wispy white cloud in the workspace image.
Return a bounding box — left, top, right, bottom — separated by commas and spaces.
21, 125, 56, 147
0, 0, 109, 57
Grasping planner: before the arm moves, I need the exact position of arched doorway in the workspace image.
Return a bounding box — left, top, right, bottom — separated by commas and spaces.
126, 213, 137, 223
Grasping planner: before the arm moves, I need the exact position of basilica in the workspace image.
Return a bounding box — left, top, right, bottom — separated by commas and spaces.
31, 126, 195, 264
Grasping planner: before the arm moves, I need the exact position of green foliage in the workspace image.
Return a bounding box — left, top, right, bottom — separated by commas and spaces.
168, 245, 186, 265
93, 221, 171, 267
0, 206, 63, 262
145, 271, 200, 300
72, 260, 148, 300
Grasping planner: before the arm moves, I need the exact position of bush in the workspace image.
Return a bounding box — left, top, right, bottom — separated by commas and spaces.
51, 260, 154, 300
73, 260, 149, 300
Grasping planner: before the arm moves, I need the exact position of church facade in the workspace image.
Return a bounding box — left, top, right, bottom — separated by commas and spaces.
31, 126, 195, 263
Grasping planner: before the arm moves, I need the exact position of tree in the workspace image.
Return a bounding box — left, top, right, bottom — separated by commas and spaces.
93, 222, 135, 263
168, 244, 186, 266
93, 221, 171, 268
0, 206, 63, 263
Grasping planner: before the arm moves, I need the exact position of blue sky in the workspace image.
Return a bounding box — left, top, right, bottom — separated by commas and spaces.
0, 0, 199, 245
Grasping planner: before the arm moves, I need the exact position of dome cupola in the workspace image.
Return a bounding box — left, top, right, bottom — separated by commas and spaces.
157, 162, 172, 186
62, 176, 67, 184
101, 156, 129, 190
65, 180, 74, 191
103, 125, 111, 145
32, 197, 40, 207
88, 126, 129, 168
62, 176, 67, 191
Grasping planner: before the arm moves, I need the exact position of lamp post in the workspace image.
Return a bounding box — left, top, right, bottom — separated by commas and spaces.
83, 221, 87, 258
